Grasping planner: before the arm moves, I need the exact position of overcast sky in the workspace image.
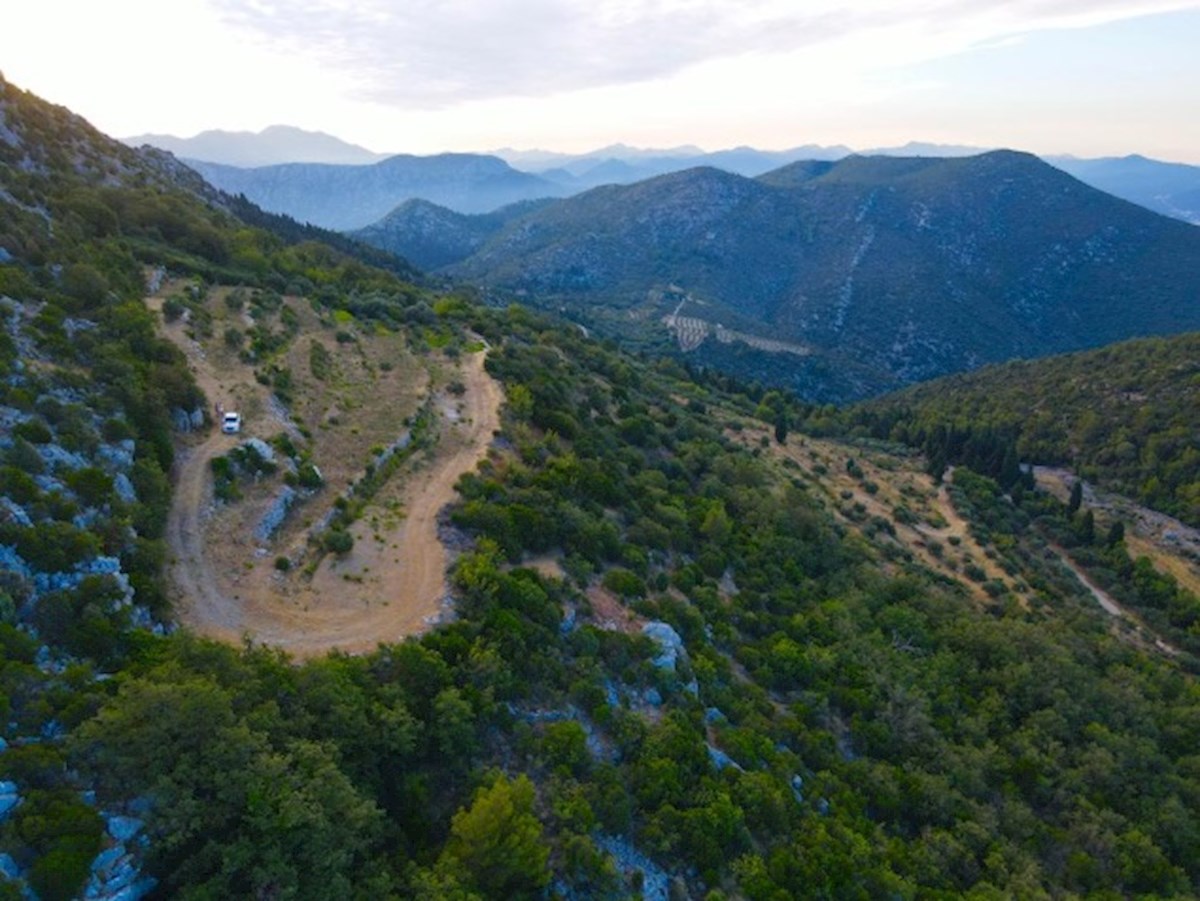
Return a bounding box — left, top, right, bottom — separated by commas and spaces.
3, 0, 1198, 161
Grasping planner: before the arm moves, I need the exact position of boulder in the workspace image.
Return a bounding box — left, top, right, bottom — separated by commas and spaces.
255, 486, 296, 541
106, 815, 144, 843
0, 852, 19, 880
242, 437, 276, 463
707, 744, 743, 772
0, 781, 19, 821
641, 621, 686, 672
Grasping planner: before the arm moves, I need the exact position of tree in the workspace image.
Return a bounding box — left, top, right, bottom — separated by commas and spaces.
1106, 521, 1126, 546
999, 445, 1021, 491
774, 411, 789, 445
1079, 510, 1096, 545
439, 774, 550, 899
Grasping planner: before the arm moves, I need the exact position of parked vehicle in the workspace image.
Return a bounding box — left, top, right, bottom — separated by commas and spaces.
221, 411, 242, 434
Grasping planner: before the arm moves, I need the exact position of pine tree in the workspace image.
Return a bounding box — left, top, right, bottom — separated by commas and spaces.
1079, 510, 1096, 545
1106, 521, 1125, 546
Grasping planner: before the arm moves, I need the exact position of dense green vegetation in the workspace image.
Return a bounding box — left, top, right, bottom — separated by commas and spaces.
12, 296, 1200, 897
3, 72, 1200, 899
853, 332, 1200, 526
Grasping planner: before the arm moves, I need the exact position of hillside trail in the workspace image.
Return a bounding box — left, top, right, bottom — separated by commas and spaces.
166, 430, 244, 635
1047, 543, 1180, 657
149, 290, 262, 637
1048, 544, 1123, 617
153, 277, 503, 655
1034, 466, 1200, 596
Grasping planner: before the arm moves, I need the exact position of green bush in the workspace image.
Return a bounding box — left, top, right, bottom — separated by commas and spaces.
324, 529, 354, 555
602, 567, 646, 599
161, 295, 186, 322
13, 419, 52, 444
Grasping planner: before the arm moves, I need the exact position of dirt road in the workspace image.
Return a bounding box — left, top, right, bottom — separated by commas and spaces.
156, 288, 503, 656
1049, 544, 1123, 617
288, 346, 503, 656
166, 431, 244, 639
1034, 466, 1200, 597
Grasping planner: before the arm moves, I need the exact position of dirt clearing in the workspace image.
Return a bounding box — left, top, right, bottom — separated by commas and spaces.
154, 278, 502, 657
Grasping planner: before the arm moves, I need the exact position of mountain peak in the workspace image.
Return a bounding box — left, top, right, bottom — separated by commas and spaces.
371, 149, 1200, 402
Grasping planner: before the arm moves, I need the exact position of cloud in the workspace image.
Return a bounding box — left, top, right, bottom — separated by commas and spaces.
208, 0, 1198, 108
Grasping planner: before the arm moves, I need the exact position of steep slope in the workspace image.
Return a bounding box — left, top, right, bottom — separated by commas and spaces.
440, 151, 1200, 400
1048, 154, 1200, 225
189, 153, 565, 230
124, 124, 387, 166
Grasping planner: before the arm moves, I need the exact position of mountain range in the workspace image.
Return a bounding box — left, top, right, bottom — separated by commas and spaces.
187, 154, 566, 230
356, 151, 1200, 401
123, 124, 387, 167
127, 128, 1200, 229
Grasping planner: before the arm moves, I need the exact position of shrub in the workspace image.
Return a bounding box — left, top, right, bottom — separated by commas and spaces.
14, 419, 52, 444
161, 295, 186, 322
309, 339, 333, 381
324, 529, 354, 555
297, 463, 324, 489
602, 567, 646, 599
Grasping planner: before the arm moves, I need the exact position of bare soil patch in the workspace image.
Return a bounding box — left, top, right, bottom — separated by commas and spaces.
153, 279, 502, 657
586, 585, 648, 635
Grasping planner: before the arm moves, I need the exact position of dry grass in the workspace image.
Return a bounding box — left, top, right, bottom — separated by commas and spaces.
730, 424, 1019, 606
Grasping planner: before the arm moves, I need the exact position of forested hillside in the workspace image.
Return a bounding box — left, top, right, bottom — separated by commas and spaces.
361, 151, 1200, 401
853, 332, 1200, 527
2, 75, 1200, 899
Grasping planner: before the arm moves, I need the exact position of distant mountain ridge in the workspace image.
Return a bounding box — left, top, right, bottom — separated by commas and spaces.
123, 125, 387, 167
130, 124, 1200, 227
506, 143, 855, 191
357, 151, 1200, 401
510, 142, 1200, 224
352, 197, 555, 270
1047, 154, 1200, 225
188, 154, 566, 231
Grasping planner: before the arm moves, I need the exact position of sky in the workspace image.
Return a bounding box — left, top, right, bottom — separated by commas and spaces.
2, 0, 1199, 162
